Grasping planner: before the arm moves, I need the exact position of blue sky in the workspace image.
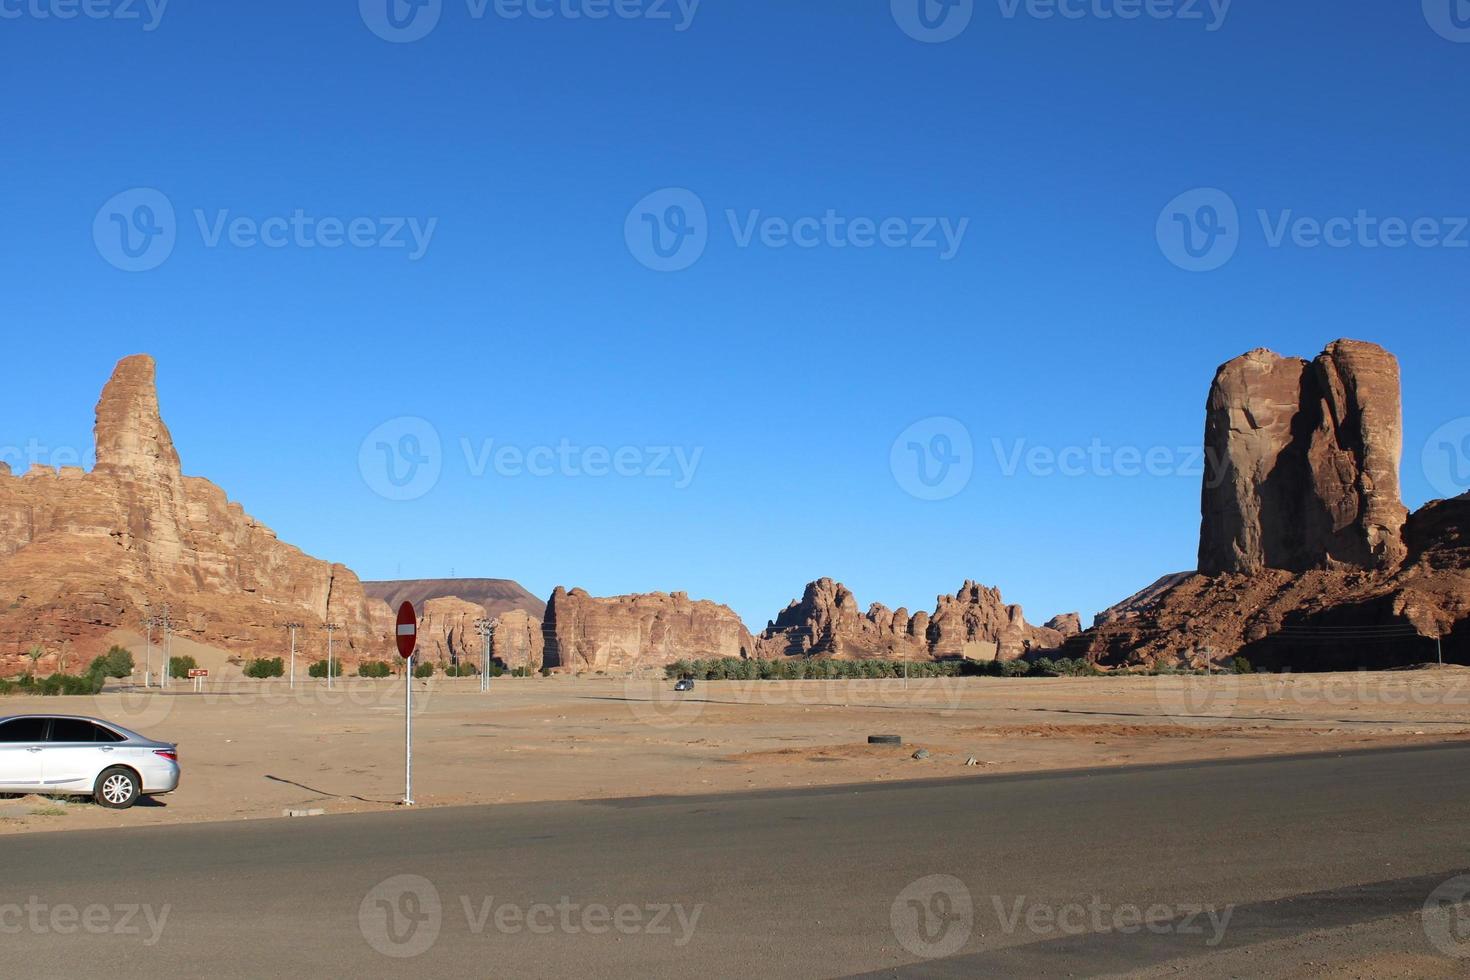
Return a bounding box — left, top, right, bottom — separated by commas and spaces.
2, 0, 1468, 629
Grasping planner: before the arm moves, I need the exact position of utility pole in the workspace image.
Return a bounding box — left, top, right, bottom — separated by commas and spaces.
322, 623, 342, 689
285, 622, 303, 688
1438, 634, 1445, 666
141, 606, 156, 688
159, 604, 173, 690
473, 618, 494, 693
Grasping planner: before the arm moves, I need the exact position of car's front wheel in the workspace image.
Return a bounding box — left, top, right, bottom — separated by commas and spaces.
94, 767, 140, 809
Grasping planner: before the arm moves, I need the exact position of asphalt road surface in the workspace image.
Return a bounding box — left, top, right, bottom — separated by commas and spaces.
7, 743, 1470, 978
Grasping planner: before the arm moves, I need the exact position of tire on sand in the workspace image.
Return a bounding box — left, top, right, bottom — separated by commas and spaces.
95, 766, 141, 809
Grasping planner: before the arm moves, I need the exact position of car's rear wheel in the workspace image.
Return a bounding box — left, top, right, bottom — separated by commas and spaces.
94, 767, 140, 809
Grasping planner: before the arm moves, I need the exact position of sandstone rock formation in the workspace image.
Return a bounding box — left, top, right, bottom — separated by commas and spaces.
0, 356, 390, 675
364, 578, 545, 620
542, 587, 753, 672
1044, 612, 1082, 637
490, 609, 545, 673
1075, 339, 1467, 669
756, 579, 928, 660
1200, 340, 1408, 575
419, 597, 488, 668
757, 578, 1066, 662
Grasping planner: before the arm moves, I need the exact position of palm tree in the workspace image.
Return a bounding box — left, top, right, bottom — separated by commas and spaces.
25, 644, 45, 678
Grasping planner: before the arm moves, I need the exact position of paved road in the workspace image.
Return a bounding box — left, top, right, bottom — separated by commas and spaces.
7, 743, 1470, 978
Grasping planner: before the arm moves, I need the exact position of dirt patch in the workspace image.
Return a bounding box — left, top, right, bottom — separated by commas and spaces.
727, 743, 923, 765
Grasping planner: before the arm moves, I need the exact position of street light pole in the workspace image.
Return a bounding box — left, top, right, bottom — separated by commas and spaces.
141, 607, 155, 688
473, 618, 493, 693
322, 624, 342, 689
160, 603, 173, 689
285, 622, 303, 688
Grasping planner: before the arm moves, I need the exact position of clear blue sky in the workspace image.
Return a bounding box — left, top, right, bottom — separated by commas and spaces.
2, 1, 1468, 629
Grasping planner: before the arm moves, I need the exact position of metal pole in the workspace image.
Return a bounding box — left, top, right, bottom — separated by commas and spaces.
327, 626, 335, 690
142, 609, 153, 689
1439, 635, 1444, 666
161, 604, 171, 690
286, 623, 302, 689
404, 652, 414, 806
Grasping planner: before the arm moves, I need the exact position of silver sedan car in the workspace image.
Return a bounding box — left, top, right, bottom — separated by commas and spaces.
0, 714, 180, 809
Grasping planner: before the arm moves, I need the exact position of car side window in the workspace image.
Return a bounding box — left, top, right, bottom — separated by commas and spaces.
0, 718, 48, 743
48, 719, 115, 743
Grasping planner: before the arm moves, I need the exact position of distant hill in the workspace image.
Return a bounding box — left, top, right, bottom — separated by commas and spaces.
363, 579, 546, 620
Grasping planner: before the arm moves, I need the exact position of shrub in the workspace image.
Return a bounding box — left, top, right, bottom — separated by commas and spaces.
11, 672, 107, 697
308, 659, 345, 679
413, 661, 435, 679
168, 655, 198, 679
357, 661, 393, 678
244, 657, 286, 679
1231, 656, 1254, 674
87, 646, 134, 679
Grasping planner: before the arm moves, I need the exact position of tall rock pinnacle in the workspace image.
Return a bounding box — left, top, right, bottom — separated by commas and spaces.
1198, 339, 1408, 575
93, 354, 183, 481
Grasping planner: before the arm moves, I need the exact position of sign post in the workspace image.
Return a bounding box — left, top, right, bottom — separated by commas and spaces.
188, 668, 208, 693
396, 602, 418, 806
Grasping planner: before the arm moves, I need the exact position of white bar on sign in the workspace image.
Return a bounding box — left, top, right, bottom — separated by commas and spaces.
397, 624, 417, 636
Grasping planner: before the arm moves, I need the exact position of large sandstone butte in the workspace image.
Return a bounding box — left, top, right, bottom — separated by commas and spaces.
542, 587, 753, 672
418, 596, 488, 669
490, 609, 545, 673
413, 599, 545, 673
1073, 339, 1469, 669
1200, 339, 1408, 575
0, 356, 390, 675
756, 577, 1069, 662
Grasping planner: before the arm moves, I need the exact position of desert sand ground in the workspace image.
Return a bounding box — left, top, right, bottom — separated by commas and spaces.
4, 668, 1470, 835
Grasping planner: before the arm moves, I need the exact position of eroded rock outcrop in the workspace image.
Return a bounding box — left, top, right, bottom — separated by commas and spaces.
542, 587, 753, 672
419, 597, 488, 668
490, 609, 545, 673
1200, 340, 1408, 575
757, 578, 1065, 662
1078, 339, 1467, 669
1044, 612, 1083, 637
0, 356, 390, 674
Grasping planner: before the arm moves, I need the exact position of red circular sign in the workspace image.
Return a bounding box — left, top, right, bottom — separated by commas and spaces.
395, 602, 418, 659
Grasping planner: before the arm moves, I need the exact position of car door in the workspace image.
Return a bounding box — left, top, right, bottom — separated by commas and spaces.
42, 718, 124, 793
0, 718, 49, 792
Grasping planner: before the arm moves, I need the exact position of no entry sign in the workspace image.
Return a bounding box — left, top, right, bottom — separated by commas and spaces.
396, 602, 417, 659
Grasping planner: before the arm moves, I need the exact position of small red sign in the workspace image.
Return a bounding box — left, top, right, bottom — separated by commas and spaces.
395, 602, 418, 659
188, 669, 208, 679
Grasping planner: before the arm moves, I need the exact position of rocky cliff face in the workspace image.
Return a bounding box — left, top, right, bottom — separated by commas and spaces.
756, 578, 1068, 662
489, 609, 545, 673
1078, 339, 1466, 669
0, 356, 390, 675
419, 597, 487, 668
542, 587, 753, 672
1199, 340, 1408, 575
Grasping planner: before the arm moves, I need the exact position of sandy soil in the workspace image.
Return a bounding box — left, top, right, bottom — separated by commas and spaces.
4, 668, 1470, 835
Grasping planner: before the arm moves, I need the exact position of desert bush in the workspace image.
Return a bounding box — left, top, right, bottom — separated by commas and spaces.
244, 657, 285, 679
13, 672, 107, 697
168, 655, 198, 679
1231, 656, 1254, 674
357, 661, 393, 679
308, 659, 345, 679
87, 646, 134, 679
413, 661, 435, 679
